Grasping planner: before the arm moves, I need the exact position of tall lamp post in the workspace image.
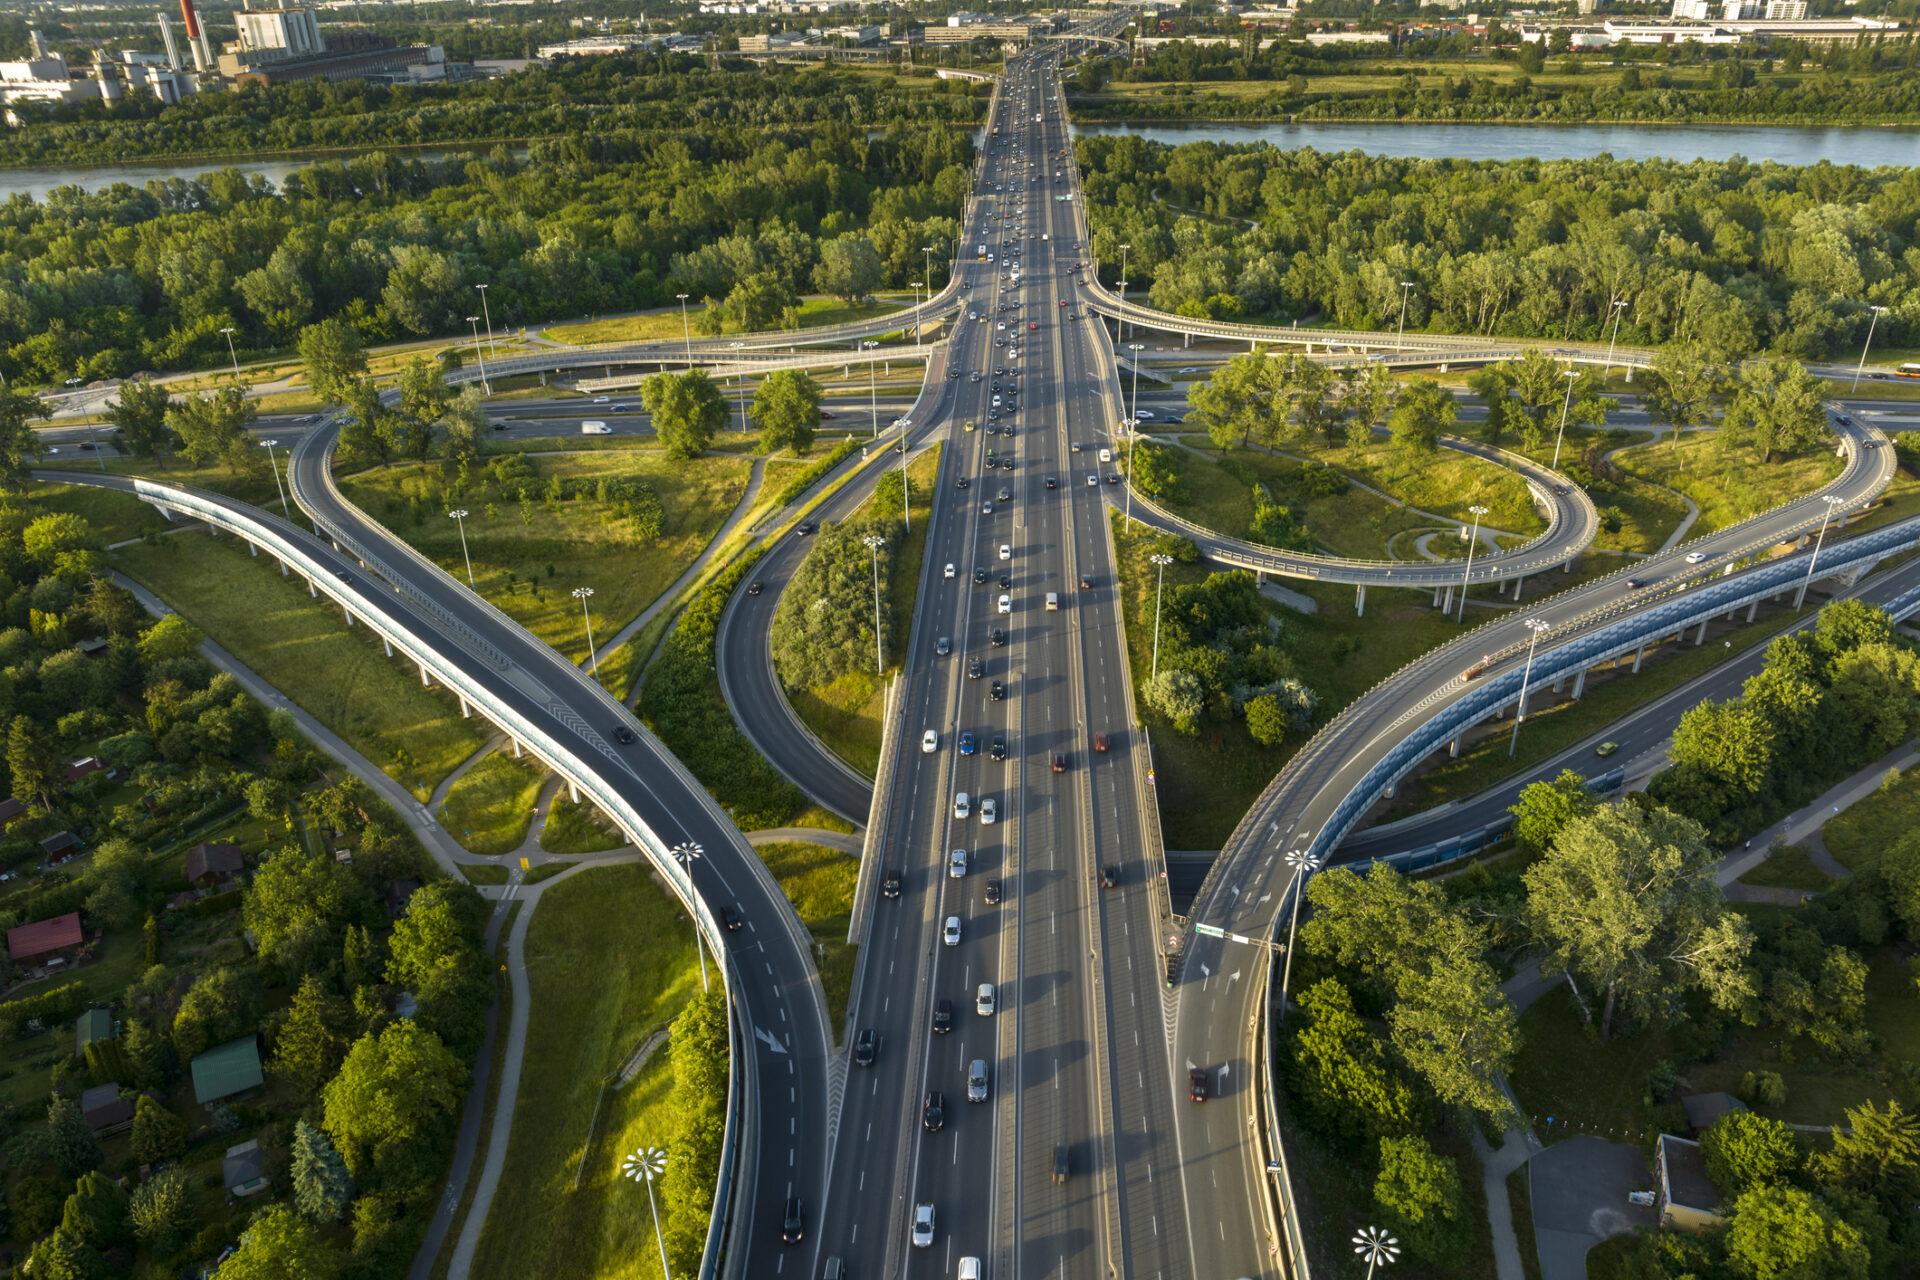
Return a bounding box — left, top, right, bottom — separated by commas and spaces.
447, 508, 475, 588
1148, 552, 1174, 678
218, 326, 241, 379
260, 439, 289, 517
1276, 844, 1322, 1025
922, 243, 937, 301
620, 1147, 673, 1279
1353, 1226, 1402, 1280
475, 283, 497, 357
729, 342, 746, 432
675, 293, 692, 366
1508, 617, 1552, 758
863, 340, 881, 438
1396, 281, 1414, 351
1794, 495, 1846, 610
1550, 367, 1579, 469
1604, 297, 1628, 377
862, 534, 887, 676
1455, 504, 1489, 622
1853, 304, 1889, 392
572, 586, 599, 676
466, 316, 491, 395
669, 842, 709, 991
1117, 241, 1131, 340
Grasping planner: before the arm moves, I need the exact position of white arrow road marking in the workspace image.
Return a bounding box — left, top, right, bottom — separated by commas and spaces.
755, 1027, 789, 1055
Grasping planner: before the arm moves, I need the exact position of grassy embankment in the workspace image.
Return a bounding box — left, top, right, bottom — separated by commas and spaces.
541, 293, 914, 346
439, 753, 548, 857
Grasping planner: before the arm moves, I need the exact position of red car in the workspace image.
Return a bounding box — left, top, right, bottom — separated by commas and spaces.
1189, 1067, 1209, 1103
1028, 321, 1038, 331
1093, 734, 1109, 753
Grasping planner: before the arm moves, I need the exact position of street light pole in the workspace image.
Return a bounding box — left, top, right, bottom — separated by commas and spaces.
572, 586, 599, 675
1276, 844, 1322, 1026
1853, 304, 1889, 392
669, 842, 709, 991
1455, 504, 1489, 622
1353, 1226, 1402, 1280
1508, 618, 1552, 758
675, 293, 692, 366
475, 283, 497, 357
1604, 298, 1628, 377
1126, 341, 1144, 526
1148, 553, 1173, 678
864, 340, 880, 438
447, 509, 475, 588
466, 316, 491, 395
730, 343, 746, 432
259, 439, 289, 517
218, 326, 240, 379
1794, 495, 1845, 610
862, 534, 886, 676
621, 1147, 673, 1279
1117, 241, 1130, 341
1551, 368, 1579, 469
1396, 281, 1414, 351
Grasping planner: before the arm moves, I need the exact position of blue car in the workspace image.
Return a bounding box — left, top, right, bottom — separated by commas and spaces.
958, 731, 977, 756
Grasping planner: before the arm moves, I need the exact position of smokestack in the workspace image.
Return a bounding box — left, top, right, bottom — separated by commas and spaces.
158, 12, 182, 72
178, 0, 211, 71
28, 28, 48, 59
94, 51, 124, 103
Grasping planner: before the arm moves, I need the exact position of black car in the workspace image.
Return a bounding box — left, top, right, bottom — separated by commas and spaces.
997, 488, 1011, 502
853, 1029, 878, 1067
932, 999, 953, 1034
881, 869, 902, 899
974, 567, 988, 584
1106, 473, 1121, 485
1189, 1067, 1209, 1103
984, 878, 1002, 905
956, 476, 970, 490
968, 658, 985, 679
613, 726, 637, 745
998, 574, 1011, 590
989, 735, 1007, 761
989, 680, 1005, 701
923, 1091, 946, 1132
1101, 866, 1119, 889
1045, 476, 1057, 489
782, 1196, 805, 1245
989, 628, 1006, 647
1079, 575, 1093, 589
746, 581, 764, 596
721, 905, 743, 932
796, 520, 817, 535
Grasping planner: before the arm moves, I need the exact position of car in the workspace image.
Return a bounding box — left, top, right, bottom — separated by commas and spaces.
853, 1028, 878, 1067
1624, 577, 1646, 590
956, 476, 970, 490
989, 680, 1005, 701
959, 730, 977, 756
967, 1059, 989, 1102
968, 658, 985, 679
1595, 740, 1620, 757
881, 869, 902, 899
984, 877, 1002, 905
932, 999, 953, 1034
1087, 474, 1099, 487
998, 574, 1011, 590
1052, 1143, 1070, 1183
989, 735, 1007, 761
983, 501, 994, 514
997, 594, 1011, 615
592, 396, 610, 404
1189, 1067, 1210, 1103
980, 798, 997, 825
1685, 551, 1707, 564
1059, 298, 1068, 308
936, 636, 952, 656
1080, 574, 1094, 590
796, 520, 817, 536
912, 1203, 936, 1248
989, 628, 1006, 647
1093, 733, 1110, 753
977, 983, 997, 1016
945, 562, 956, 579
949, 848, 968, 878
997, 487, 1012, 502
1045, 475, 1057, 489
944, 916, 962, 945
613, 726, 637, 745
1100, 865, 1118, 889
782, 1196, 804, 1245
746, 580, 764, 596
1135, 409, 1153, 421
974, 566, 989, 584
1051, 753, 1067, 773
1029, 321, 1038, 330
922, 1091, 946, 1132
954, 792, 971, 820
922, 729, 939, 754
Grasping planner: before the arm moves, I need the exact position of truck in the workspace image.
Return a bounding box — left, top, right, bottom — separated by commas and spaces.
977, 245, 986, 260
581, 421, 611, 435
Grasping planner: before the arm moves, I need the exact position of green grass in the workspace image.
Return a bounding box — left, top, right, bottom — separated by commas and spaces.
542, 295, 911, 346
1736, 843, 1834, 892
1299, 435, 1544, 537
541, 795, 629, 855
1613, 435, 1842, 538
460, 863, 511, 885
1508, 1164, 1542, 1280
1822, 765, 1920, 871
439, 752, 547, 856
472, 864, 706, 1280
1509, 426, 1691, 555
1379, 606, 1799, 821
523, 861, 573, 886
112, 530, 489, 799
782, 445, 942, 776
89, 453, 298, 511
340, 449, 751, 664
1509, 984, 1676, 1142
27, 480, 172, 546
755, 841, 859, 1031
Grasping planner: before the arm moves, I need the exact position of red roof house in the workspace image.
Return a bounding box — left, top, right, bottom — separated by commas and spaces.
6, 912, 85, 963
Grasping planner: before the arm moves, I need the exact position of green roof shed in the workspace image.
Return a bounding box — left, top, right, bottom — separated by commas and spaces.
191, 1035, 264, 1106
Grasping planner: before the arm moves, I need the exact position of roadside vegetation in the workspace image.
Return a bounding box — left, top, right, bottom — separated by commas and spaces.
755, 841, 860, 1029
539, 795, 628, 856
438, 752, 546, 857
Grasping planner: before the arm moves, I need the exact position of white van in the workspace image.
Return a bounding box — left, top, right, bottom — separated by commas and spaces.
581, 421, 611, 435
1045, 593, 1059, 611
959, 1259, 982, 1280
1098, 447, 1112, 463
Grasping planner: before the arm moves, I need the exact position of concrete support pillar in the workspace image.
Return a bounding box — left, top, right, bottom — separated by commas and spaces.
277, 559, 289, 577
1747, 599, 1759, 623
1440, 585, 1453, 613
247, 542, 257, 558
418, 662, 431, 687
307, 578, 318, 598
1514, 575, 1526, 602
1632, 643, 1646, 673
381, 637, 392, 658
568, 780, 580, 804
1354, 584, 1366, 617
512, 738, 523, 759
1572, 667, 1587, 700
342, 606, 354, 628
1551, 674, 1565, 694
1449, 735, 1462, 758
1695, 618, 1709, 646
1384, 782, 1396, 799
1432, 584, 1444, 608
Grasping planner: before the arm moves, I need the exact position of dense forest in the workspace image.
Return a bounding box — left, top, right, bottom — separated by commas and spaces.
0, 57, 986, 166
1078, 137, 1916, 359
0, 108, 973, 386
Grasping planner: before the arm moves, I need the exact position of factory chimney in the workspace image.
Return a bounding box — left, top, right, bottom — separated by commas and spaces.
178, 0, 212, 72
158, 11, 182, 72
28, 28, 49, 59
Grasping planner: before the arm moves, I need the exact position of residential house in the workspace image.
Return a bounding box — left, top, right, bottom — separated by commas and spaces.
39, 830, 80, 862
6, 911, 84, 965
184, 842, 245, 889
0, 797, 27, 829
79, 1083, 134, 1135
223, 1139, 271, 1197
1655, 1134, 1727, 1231
191, 1035, 265, 1107
63, 757, 106, 786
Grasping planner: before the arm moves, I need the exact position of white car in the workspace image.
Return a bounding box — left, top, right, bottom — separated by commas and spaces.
983, 501, 994, 514
977, 983, 996, 1015
981, 797, 998, 825
1685, 551, 1707, 564
1087, 474, 1098, 487
922, 730, 939, 754
997, 594, 1011, 615
954, 791, 971, 820
944, 562, 956, 579
949, 848, 968, 878
999, 544, 1012, 560
944, 915, 962, 946
912, 1204, 935, 1249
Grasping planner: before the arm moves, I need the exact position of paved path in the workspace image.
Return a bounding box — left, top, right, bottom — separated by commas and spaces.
1714, 741, 1918, 887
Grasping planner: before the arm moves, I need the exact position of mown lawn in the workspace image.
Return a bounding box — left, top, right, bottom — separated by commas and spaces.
1613, 435, 1842, 537
340, 448, 751, 663
1507, 425, 1691, 555
541, 794, 629, 855
112, 530, 489, 799
542, 294, 911, 345
1736, 843, 1834, 892
27, 480, 172, 546
439, 751, 547, 856
1821, 764, 1920, 871
473, 865, 706, 1280
755, 840, 859, 1031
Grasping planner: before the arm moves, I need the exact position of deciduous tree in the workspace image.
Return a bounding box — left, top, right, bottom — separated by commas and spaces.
640, 369, 726, 460
752, 368, 822, 455
1702, 1111, 1799, 1195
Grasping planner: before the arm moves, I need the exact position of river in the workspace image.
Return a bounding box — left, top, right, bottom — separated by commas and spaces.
0, 147, 505, 203
1074, 120, 1920, 167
